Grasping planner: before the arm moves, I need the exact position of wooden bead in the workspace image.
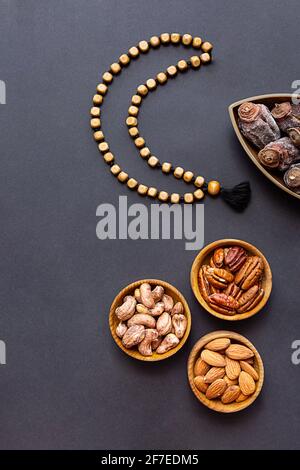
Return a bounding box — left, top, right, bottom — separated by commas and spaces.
134, 137, 145, 148
127, 178, 138, 190
140, 147, 151, 159
146, 78, 157, 90
102, 71, 113, 83
97, 83, 107, 95
194, 189, 205, 200
103, 152, 114, 163
128, 46, 139, 58
182, 34, 193, 46
148, 187, 158, 198
156, 72, 168, 84
93, 130, 104, 142
190, 55, 201, 68
117, 171, 128, 183
98, 141, 109, 153
128, 105, 139, 116
201, 41, 213, 53
148, 156, 159, 167
119, 54, 130, 66
158, 191, 169, 202
162, 162, 172, 173
131, 94, 142, 106
129, 127, 139, 138
139, 40, 149, 53
192, 36, 202, 48
137, 184, 148, 195
149, 36, 160, 47
137, 84, 148, 96
90, 118, 101, 129
170, 193, 180, 204
93, 94, 103, 105
184, 193, 194, 203
174, 166, 184, 178
183, 171, 194, 182
90, 106, 100, 117
200, 52, 211, 63
110, 164, 121, 175
177, 60, 188, 72
160, 32, 170, 44
126, 116, 137, 127
194, 176, 205, 188
110, 62, 121, 74
171, 33, 181, 44
208, 180, 221, 196
167, 65, 177, 77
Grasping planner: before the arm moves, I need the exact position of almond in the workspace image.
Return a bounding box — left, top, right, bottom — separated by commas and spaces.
194, 375, 208, 393
205, 338, 231, 352
224, 375, 238, 386
225, 344, 254, 360
240, 361, 259, 381
204, 367, 225, 384
194, 358, 210, 376
225, 357, 241, 380
221, 385, 241, 404
206, 379, 227, 400
239, 371, 256, 395
236, 392, 248, 403
201, 349, 226, 367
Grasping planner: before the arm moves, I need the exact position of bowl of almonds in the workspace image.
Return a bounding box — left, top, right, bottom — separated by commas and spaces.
190, 239, 272, 320
109, 279, 191, 361
187, 331, 264, 413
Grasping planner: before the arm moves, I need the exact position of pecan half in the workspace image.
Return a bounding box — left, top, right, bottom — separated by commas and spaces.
213, 248, 224, 268
198, 266, 211, 302
209, 304, 236, 316
209, 293, 239, 311
237, 285, 259, 307
225, 246, 247, 272
213, 268, 234, 283
205, 267, 234, 289
235, 256, 263, 290
237, 288, 264, 313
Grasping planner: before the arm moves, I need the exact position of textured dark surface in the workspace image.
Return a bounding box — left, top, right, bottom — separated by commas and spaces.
0, 0, 299, 450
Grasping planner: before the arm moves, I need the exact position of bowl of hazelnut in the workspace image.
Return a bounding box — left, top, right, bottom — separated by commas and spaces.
109, 279, 192, 361
190, 239, 272, 321
187, 330, 264, 413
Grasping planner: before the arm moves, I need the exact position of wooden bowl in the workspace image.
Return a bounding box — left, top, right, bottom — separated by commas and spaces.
190, 239, 272, 321
229, 93, 300, 200
187, 330, 264, 413
109, 279, 192, 362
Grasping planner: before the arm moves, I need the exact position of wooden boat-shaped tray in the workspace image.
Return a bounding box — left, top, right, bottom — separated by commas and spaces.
229, 93, 300, 200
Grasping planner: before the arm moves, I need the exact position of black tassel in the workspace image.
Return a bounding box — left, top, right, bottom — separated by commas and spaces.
220, 182, 251, 212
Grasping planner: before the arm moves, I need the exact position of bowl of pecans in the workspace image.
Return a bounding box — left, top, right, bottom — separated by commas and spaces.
190, 239, 272, 321
187, 331, 264, 413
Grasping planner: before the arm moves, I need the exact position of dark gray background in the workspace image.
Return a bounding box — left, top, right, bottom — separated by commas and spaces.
0, 0, 299, 450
